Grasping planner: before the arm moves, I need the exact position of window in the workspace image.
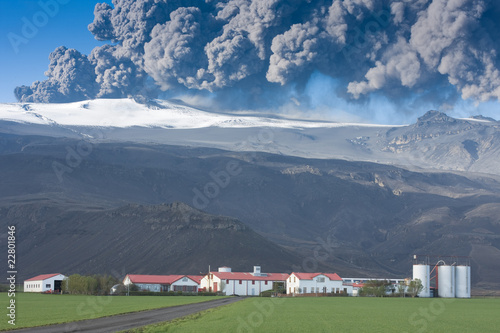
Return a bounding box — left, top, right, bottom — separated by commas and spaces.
265, 281, 268, 285
239, 280, 242, 284
317, 277, 325, 282
226, 279, 230, 284
294, 277, 296, 282
252, 280, 255, 285
46, 284, 51, 288
303, 287, 307, 293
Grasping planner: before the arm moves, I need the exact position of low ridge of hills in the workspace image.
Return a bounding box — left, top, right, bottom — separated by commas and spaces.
2, 201, 314, 280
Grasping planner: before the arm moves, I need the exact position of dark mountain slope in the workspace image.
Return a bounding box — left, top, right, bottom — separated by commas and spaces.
1, 133, 499, 289
2, 202, 310, 280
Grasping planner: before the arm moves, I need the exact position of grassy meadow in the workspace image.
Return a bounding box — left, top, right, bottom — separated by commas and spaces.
1, 293, 223, 330
129, 297, 500, 333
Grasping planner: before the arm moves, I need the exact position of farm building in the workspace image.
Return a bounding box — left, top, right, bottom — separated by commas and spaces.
342, 278, 407, 296
24, 273, 66, 293
172, 275, 204, 292
200, 266, 288, 296
123, 274, 203, 292
287, 273, 345, 295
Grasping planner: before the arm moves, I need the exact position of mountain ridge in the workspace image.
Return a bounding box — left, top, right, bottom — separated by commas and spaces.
1, 98, 498, 176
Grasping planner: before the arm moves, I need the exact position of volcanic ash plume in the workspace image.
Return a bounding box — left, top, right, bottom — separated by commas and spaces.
14, 0, 500, 117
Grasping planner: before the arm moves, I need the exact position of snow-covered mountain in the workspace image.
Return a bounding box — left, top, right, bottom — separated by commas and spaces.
1, 98, 499, 175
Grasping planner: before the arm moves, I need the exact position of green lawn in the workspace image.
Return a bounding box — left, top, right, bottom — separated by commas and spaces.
1, 293, 224, 330
129, 297, 500, 333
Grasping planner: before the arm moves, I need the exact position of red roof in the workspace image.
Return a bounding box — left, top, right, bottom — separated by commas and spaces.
187, 275, 204, 284
125, 274, 201, 285
291, 273, 343, 281
211, 272, 289, 281
25, 273, 63, 281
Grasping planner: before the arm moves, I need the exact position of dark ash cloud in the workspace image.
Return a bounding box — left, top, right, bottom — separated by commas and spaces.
14, 0, 500, 120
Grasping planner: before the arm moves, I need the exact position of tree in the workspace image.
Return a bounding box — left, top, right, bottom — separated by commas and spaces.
397, 281, 406, 297
359, 280, 391, 297
272, 281, 285, 294
63, 274, 120, 295
219, 281, 226, 295
408, 279, 423, 298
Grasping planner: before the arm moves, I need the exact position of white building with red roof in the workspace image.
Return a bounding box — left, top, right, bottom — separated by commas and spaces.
123, 274, 203, 293
24, 273, 66, 293
200, 266, 288, 296
286, 272, 345, 295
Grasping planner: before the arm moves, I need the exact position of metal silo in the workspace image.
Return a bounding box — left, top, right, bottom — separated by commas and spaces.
413, 264, 431, 297
438, 265, 455, 298
455, 265, 471, 298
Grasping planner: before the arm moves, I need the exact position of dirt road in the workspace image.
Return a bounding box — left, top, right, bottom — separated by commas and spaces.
13, 297, 244, 333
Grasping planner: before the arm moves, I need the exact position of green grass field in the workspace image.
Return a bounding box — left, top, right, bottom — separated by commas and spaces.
0, 293, 223, 331
129, 297, 500, 333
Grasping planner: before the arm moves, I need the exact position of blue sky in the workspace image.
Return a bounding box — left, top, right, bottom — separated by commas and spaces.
0, 0, 111, 103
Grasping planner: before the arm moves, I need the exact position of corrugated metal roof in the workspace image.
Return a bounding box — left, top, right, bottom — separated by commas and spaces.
25, 273, 63, 281
126, 274, 183, 284
291, 272, 343, 281
187, 275, 204, 284
212, 272, 289, 281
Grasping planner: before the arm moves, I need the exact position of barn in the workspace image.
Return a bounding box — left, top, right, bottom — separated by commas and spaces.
24, 273, 66, 293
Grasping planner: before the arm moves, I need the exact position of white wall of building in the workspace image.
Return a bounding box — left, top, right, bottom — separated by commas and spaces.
220, 278, 274, 296
24, 274, 66, 293
201, 267, 281, 296
200, 274, 222, 292
286, 274, 344, 295
171, 277, 199, 292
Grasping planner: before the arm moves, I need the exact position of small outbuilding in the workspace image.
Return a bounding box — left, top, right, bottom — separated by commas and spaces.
24, 273, 66, 293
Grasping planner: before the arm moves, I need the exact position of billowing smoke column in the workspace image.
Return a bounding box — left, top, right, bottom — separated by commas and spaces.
14, 0, 500, 116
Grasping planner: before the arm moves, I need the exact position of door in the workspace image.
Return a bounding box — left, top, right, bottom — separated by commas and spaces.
213, 282, 218, 293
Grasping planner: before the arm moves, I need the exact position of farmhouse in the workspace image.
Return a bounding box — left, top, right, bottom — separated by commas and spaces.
24, 273, 66, 293
286, 272, 346, 295
200, 266, 288, 296
123, 274, 203, 292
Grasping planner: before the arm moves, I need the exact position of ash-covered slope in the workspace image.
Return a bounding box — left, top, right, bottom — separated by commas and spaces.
2, 201, 306, 281
381, 111, 500, 175
1, 133, 499, 289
